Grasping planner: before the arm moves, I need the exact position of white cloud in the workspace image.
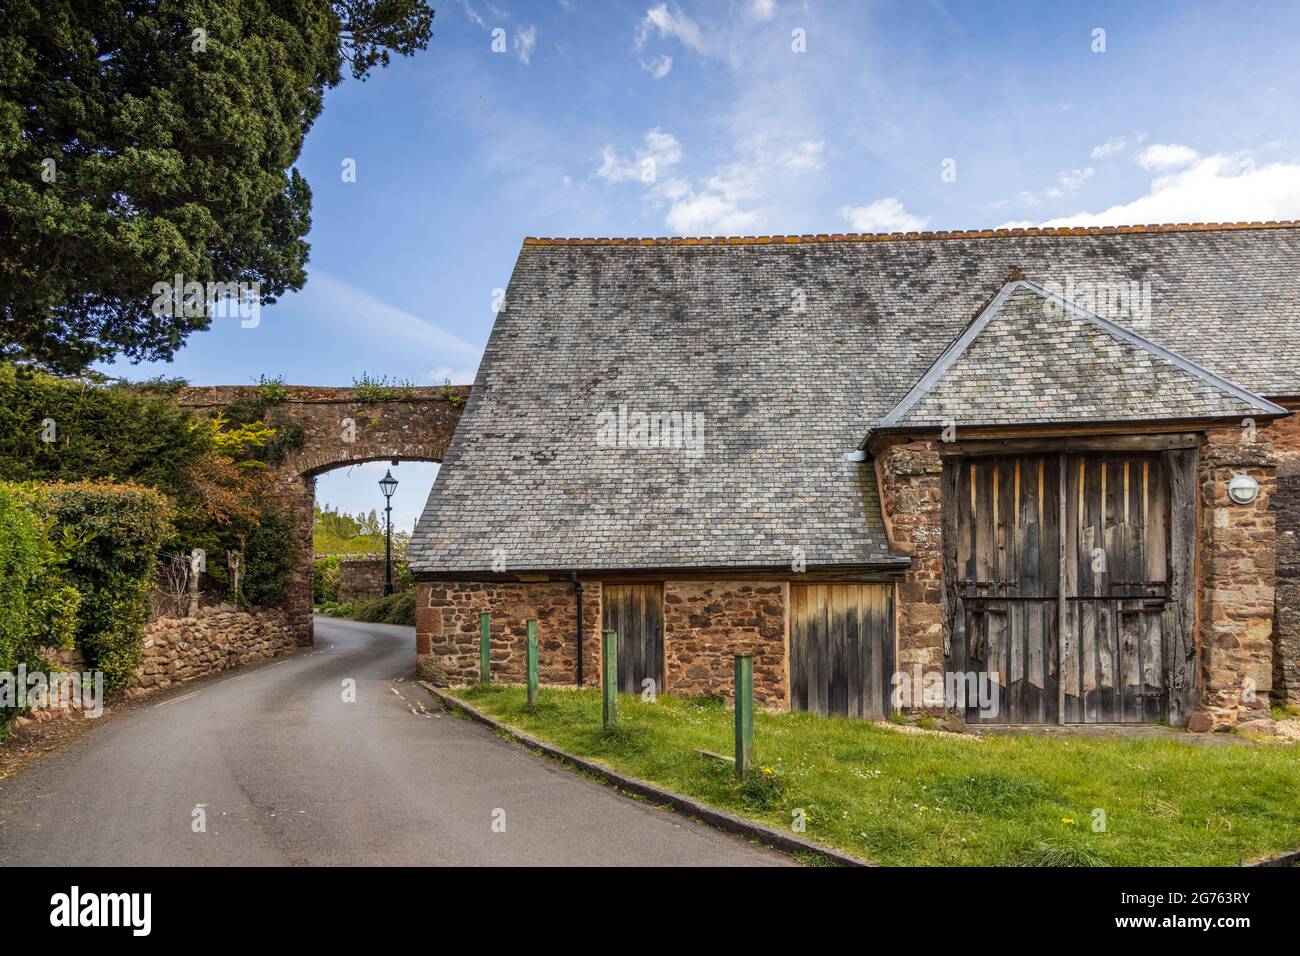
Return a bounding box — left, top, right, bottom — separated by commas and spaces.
460, 1, 536, 65
596, 128, 683, 183
779, 140, 825, 172
1057, 166, 1095, 191
839, 198, 929, 232
750, 0, 777, 20
304, 272, 482, 368
460, 0, 486, 28
1090, 132, 1147, 160
1041, 153, 1300, 227
1135, 143, 1200, 171
637, 4, 709, 53
513, 25, 536, 64
665, 191, 764, 234
640, 53, 673, 78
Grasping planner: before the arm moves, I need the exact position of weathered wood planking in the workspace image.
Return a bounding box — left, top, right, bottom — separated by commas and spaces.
790, 584, 893, 719
952, 451, 1178, 725
601, 583, 664, 695
1163, 449, 1199, 726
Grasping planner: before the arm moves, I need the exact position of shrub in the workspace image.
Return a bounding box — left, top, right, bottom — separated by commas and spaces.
349, 590, 416, 626
0, 364, 205, 489
0, 485, 81, 712
313, 555, 342, 605
19, 481, 173, 695
241, 509, 296, 608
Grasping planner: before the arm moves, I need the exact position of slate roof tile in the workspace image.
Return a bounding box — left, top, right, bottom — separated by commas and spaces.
409, 224, 1300, 574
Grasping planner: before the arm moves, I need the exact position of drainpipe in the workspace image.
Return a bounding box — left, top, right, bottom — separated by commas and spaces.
572, 571, 584, 685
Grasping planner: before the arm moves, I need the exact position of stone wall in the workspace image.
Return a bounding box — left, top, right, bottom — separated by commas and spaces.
127, 606, 297, 697
177, 385, 468, 646
662, 581, 788, 706
874, 440, 945, 681
415, 578, 789, 705
1191, 428, 1278, 731
416, 580, 602, 687
338, 556, 408, 603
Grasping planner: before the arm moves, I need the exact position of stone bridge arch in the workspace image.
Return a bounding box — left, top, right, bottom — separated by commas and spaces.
177, 385, 469, 643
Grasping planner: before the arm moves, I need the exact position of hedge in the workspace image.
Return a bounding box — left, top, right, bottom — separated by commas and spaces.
0, 485, 81, 719
18, 481, 174, 694
0, 365, 204, 490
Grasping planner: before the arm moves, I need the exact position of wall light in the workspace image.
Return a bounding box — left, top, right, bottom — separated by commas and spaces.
1228, 474, 1259, 505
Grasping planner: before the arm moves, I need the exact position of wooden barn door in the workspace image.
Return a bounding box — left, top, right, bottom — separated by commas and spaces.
790, 584, 895, 719
1062, 453, 1173, 724
952, 455, 1062, 724
950, 450, 1188, 725
601, 584, 664, 695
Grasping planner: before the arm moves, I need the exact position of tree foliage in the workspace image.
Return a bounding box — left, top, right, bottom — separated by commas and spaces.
0, 0, 435, 372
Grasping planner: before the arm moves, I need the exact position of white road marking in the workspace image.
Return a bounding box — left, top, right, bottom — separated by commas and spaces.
154, 691, 199, 708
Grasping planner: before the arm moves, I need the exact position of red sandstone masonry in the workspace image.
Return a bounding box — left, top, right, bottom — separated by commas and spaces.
176, 386, 467, 647
1190, 427, 1278, 731
416, 580, 602, 687
127, 606, 296, 698
874, 440, 945, 682
662, 581, 788, 706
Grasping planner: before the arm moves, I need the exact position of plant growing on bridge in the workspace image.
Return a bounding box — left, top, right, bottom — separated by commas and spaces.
0, 1, 435, 373
352, 372, 418, 403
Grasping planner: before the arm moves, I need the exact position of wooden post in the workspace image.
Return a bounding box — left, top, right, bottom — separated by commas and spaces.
526, 619, 539, 705
479, 612, 490, 684
602, 630, 618, 729
734, 654, 754, 781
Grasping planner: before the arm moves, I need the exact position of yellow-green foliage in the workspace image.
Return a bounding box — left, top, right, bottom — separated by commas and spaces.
0, 484, 81, 710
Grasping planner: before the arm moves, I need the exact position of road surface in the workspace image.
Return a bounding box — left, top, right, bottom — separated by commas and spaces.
0, 617, 789, 866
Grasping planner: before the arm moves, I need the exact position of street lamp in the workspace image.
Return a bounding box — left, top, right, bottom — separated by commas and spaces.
378, 468, 399, 595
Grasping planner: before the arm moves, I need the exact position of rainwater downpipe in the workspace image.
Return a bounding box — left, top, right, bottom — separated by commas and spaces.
572, 571, 584, 686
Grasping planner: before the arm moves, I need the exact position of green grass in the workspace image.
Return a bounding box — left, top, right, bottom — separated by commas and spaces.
450, 685, 1300, 866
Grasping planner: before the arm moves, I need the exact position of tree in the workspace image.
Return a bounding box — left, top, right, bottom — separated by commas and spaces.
0, 1, 435, 372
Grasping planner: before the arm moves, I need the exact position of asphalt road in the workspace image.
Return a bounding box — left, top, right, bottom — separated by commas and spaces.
0, 616, 789, 866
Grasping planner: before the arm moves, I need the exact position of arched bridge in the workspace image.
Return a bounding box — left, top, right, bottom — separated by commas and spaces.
177, 385, 469, 643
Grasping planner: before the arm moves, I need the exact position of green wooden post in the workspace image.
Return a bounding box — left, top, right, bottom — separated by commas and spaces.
526, 619, 539, 705
479, 612, 490, 684
602, 630, 618, 729
734, 653, 754, 781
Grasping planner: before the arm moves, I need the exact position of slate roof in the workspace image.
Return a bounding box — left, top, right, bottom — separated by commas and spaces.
871, 280, 1287, 436
409, 223, 1300, 575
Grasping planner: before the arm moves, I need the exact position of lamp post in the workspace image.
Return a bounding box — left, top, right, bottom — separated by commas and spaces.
378, 468, 399, 596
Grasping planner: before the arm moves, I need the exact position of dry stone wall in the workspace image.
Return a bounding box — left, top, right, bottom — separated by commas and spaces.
127, 606, 296, 697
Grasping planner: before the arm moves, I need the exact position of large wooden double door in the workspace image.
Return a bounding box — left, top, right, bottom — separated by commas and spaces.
947, 450, 1197, 725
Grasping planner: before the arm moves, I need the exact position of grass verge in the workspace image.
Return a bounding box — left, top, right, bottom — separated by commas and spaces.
450, 685, 1300, 866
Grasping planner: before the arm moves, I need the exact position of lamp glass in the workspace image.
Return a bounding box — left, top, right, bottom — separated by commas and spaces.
1227, 474, 1258, 505
378, 469, 399, 498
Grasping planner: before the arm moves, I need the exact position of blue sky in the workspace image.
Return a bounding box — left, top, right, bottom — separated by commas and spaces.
102, 0, 1300, 528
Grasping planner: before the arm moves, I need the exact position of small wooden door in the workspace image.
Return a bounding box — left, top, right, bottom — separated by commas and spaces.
790, 584, 895, 719
950, 451, 1191, 725
601, 584, 664, 695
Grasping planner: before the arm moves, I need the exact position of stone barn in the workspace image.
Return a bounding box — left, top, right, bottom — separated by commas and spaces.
408, 221, 1300, 733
